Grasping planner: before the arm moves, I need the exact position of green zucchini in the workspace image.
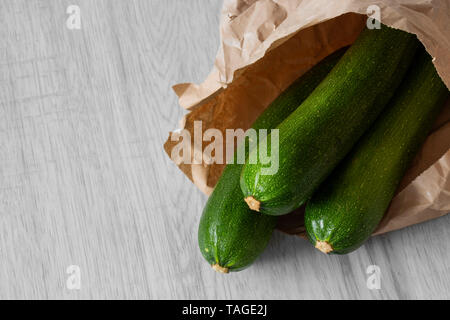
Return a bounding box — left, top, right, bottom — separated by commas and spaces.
197, 48, 346, 273
240, 25, 418, 216
305, 48, 449, 254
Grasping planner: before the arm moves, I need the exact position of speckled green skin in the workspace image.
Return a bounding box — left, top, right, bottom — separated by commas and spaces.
305, 49, 449, 254
240, 25, 419, 216
198, 49, 346, 272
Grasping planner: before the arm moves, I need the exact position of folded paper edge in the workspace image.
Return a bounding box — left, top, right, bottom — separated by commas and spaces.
172, 0, 450, 111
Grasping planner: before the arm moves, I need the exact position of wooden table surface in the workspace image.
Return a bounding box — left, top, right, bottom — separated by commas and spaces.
0, 0, 449, 300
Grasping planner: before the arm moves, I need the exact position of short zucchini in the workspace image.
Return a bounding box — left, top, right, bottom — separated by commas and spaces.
198, 49, 346, 272
240, 25, 418, 215
305, 48, 449, 254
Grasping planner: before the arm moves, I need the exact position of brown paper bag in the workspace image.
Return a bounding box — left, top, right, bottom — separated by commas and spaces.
164, 0, 450, 237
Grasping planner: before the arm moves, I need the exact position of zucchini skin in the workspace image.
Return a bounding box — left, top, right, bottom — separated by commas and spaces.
198, 49, 346, 272
305, 49, 449, 254
240, 25, 419, 216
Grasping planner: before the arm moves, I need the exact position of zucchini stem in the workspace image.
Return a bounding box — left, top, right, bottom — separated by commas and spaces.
212, 264, 229, 274
244, 196, 261, 212
315, 241, 333, 254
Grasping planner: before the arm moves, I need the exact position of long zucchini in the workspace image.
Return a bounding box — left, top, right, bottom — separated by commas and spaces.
305, 48, 449, 254
197, 49, 346, 272
240, 25, 418, 215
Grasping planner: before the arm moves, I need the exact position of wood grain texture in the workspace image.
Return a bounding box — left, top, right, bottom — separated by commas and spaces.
0, 0, 449, 300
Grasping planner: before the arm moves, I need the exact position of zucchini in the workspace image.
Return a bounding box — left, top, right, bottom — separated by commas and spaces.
198, 48, 346, 272
305, 48, 449, 254
240, 25, 418, 215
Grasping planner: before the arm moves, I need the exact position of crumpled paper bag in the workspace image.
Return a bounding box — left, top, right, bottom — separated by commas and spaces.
164, 0, 450, 237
